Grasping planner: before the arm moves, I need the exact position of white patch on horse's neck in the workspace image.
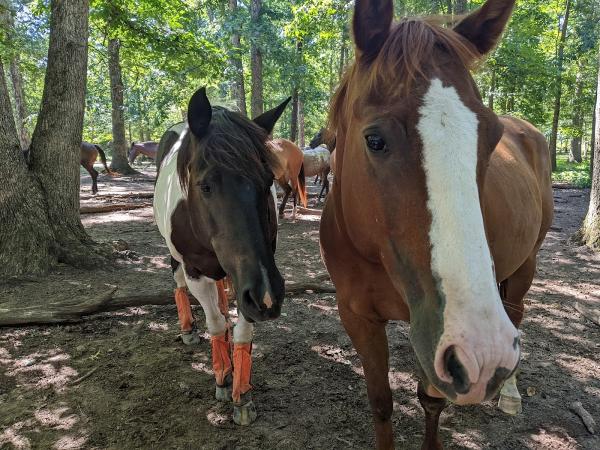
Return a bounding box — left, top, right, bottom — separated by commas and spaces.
417, 78, 499, 317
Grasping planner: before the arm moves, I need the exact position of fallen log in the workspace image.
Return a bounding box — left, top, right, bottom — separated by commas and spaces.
80, 192, 154, 201
0, 287, 117, 326
80, 202, 152, 214
0, 279, 335, 326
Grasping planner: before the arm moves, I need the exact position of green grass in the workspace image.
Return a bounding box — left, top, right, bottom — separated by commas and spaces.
552, 154, 591, 188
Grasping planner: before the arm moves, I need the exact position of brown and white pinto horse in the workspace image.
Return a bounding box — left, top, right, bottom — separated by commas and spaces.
320, 0, 553, 448
269, 138, 307, 219
128, 140, 158, 164
154, 88, 290, 426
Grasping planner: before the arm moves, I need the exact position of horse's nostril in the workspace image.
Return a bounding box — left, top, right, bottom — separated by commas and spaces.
242, 289, 264, 311
444, 345, 471, 394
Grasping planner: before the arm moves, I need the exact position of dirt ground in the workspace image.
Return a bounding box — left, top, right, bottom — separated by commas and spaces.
1, 163, 599, 449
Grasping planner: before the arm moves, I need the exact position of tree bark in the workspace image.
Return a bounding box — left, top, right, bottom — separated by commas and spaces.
298, 98, 305, 148
549, 0, 571, 172
229, 0, 247, 116
338, 25, 348, 81
1, 0, 106, 279
580, 44, 600, 249
8, 57, 29, 150
290, 87, 299, 143
250, 0, 263, 118
569, 67, 583, 163
108, 38, 135, 174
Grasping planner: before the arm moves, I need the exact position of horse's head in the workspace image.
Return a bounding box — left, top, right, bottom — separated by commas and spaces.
331, 0, 519, 404
179, 87, 289, 323
128, 142, 137, 164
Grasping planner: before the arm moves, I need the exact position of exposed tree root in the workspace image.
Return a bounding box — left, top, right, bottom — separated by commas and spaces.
575, 301, 600, 327
80, 192, 154, 201
80, 202, 152, 214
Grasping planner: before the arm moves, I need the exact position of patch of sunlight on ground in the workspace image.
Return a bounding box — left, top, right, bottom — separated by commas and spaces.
0, 348, 77, 391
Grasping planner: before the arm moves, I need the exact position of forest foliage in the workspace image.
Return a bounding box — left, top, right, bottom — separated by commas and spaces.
1, 0, 599, 181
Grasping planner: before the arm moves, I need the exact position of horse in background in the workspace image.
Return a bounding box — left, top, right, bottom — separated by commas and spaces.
81, 141, 111, 194
321, 0, 553, 448
269, 138, 307, 219
307, 127, 337, 202
302, 145, 330, 204
129, 141, 158, 164
154, 87, 290, 426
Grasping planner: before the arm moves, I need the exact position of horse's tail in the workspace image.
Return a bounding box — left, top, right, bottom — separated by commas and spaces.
297, 162, 307, 208
95, 145, 111, 173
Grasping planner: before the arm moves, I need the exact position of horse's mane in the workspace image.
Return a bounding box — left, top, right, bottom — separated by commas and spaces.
177, 107, 280, 191
329, 17, 480, 133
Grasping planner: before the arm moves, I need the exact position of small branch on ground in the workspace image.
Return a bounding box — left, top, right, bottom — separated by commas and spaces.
69, 367, 99, 386
570, 401, 596, 434
80, 192, 154, 201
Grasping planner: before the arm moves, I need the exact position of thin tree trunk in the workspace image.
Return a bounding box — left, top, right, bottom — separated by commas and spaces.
580, 44, 600, 249
569, 68, 583, 163
338, 26, 348, 81
108, 38, 135, 174
250, 0, 263, 118
229, 0, 247, 116
488, 66, 496, 110
549, 0, 571, 172
290, 87, 299, 143
9, 56, 29, 151
298, 98, 305, 148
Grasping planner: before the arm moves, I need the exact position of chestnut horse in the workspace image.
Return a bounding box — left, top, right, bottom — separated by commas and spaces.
320, 0, 553, 448
80, 141, 110, 194
129, 140, 158, 163
269, 138, 307, 219
154, 88, 290, 426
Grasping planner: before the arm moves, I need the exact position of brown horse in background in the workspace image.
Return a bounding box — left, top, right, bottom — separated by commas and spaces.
80, 141, 110, 194
269, 138, 307, 219
129, 141, 158, 164
321, 0, 553, 448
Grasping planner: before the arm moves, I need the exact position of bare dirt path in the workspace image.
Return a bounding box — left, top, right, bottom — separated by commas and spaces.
1, 168, 598, 449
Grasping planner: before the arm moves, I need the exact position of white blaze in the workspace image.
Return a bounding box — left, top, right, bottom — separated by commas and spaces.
417, 79, 517, 389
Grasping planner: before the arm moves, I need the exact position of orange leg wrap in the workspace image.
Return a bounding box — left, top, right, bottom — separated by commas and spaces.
211, 333, 233, 386
232, 343, 253, 404
216, 279, 229, 318
174, 287, 194, 332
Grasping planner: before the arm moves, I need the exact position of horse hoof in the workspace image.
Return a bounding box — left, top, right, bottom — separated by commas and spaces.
181, 331, 200, 345
233, 400, 257, 426
215, 384, 232, 402
498, 394, 522, 415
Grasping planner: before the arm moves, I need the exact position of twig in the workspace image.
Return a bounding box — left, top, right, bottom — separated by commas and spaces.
335, 437, 353, 447
69, 367, 99, 386
80, 202, 152, 214
570, 401, 596, 434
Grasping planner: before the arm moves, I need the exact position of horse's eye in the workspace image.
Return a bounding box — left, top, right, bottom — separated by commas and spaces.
365, 134, 387, 153
198, 183, 211, 194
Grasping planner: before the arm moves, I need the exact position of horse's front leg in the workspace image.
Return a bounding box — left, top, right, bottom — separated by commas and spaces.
184, 274, 233, 400
416, 381, 448, 450
339, 304, 394, 449
232, 311, 256, 425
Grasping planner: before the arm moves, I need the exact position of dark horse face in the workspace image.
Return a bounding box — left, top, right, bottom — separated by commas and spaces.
178, 88, 290, 322
329, 0, 520, 403
128, 143, 137, 164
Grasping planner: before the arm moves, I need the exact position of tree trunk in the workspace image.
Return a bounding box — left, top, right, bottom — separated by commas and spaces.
108, 38, 135, 174
1, 0, 106, 279
298, 98, 305, 148
9, 57, 29, 151
338, 26, 348, 81
549, 0, 571, 172
454, 0, 468, 14
250, 0, 263, 118
290, 87, 299, 143
488, 66, 496, 110
569, 67, 583, 163
229, 0, 247, 116
580, 44, 600, 249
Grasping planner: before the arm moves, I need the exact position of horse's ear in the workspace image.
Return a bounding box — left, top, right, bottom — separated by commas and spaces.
454, 0, 516, 56
187, 87, 212, 138
353, 0, 393, 62
253, 97, 291, 134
